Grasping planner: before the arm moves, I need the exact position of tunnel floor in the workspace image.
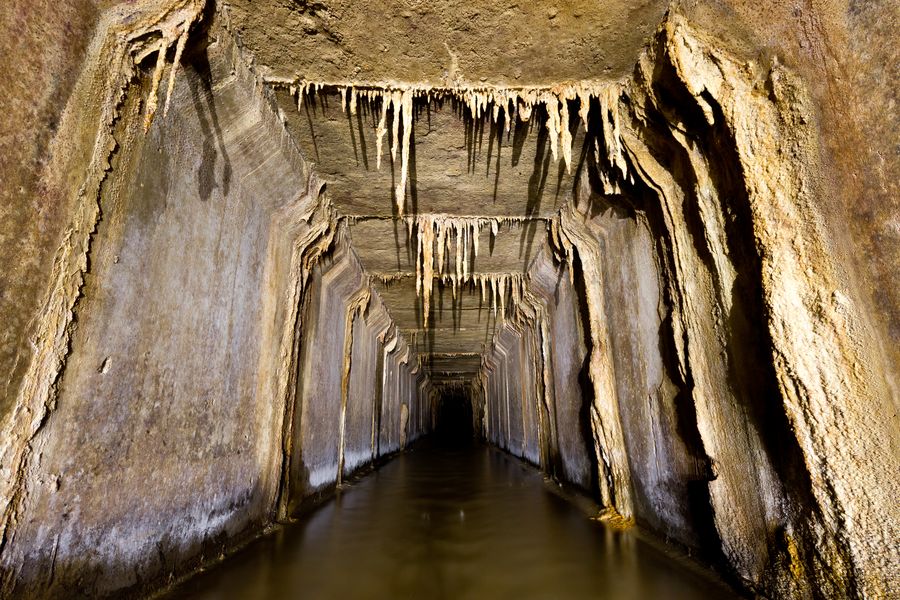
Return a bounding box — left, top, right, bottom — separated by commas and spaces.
163, 440, 737, 599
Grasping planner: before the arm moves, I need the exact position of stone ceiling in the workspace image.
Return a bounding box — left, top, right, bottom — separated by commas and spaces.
275, 88, 592, 218
231, 0, 666, 381
224, 0, 668, 86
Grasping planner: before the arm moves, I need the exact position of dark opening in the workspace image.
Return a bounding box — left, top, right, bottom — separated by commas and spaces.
434, 386, 474, 443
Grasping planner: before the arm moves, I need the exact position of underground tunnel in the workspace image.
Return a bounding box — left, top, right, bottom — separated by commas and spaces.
1, 0, 898, 598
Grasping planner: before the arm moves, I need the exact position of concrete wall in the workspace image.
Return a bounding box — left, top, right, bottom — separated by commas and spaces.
479, 251, 596, 493
0, 33, 303, 596
0, 17, 430, 597
287, 243, 429, 512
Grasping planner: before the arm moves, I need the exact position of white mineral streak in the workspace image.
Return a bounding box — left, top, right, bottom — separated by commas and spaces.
144, 38, 168, 131
138, 0, 205, 131
383, 330, 399, 354
395, 90, 414, 216
337, 287, 371, 485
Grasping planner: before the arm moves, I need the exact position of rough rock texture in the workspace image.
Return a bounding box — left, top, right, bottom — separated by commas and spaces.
474, 13, 898, 599
223, 0, 669, 86
0, 9, 429, 597
0, 0, 897, 598
0, 0, 99, 418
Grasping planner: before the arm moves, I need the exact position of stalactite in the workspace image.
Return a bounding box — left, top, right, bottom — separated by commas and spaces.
559, 93, 573, 173
143, 38, 169, 131
420, 215, 435, 326
375, 93, 389, 169
278, 79, 628, 179
390, 90, 402, 162
135, 1, 206, 131
161, 22, 190, 118
543, 92, 561, 164
598, 84, 628, 182
395, 90, 414, 216
278, 78, 644, 209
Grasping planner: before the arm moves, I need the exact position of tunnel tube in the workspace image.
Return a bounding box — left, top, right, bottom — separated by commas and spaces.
0, 2, 896, 599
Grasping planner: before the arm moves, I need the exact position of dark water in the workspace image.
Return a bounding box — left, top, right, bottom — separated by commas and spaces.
165, 441, 736, 599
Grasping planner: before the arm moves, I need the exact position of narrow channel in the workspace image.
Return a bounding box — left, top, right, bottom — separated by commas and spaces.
163, 438, 736, 599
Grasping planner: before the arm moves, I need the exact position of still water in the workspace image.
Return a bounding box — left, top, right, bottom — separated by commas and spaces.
165, 441, 737, 599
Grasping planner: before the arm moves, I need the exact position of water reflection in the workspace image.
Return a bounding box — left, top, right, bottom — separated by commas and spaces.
165, 441, 736, 599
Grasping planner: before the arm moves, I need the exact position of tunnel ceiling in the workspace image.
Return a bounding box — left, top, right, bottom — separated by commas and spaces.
275, 88, 575, 381
275, 88, 588, 218
232, 0, 651, 382
224, 0, 669, 86
274, 87, 594, 380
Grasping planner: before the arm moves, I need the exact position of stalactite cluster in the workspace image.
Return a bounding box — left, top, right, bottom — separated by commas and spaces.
279, 79, 619, 214
129, 0, 206, 131
404, 214, 531, 327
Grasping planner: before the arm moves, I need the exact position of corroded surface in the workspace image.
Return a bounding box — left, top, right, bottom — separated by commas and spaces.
0, 0, 99, 417
224, 0, 668, 86
473, 13, 899, 599
0, 12, 429, 596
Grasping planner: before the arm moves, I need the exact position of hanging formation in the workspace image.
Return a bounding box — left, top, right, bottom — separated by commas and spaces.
282, 80, 621, 215
407, 215, 530, 327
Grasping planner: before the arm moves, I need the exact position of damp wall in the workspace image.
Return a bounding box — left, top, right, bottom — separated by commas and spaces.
0, 25, 429, 598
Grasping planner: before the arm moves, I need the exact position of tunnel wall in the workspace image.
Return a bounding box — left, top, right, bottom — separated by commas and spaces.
478, 251, 597, 493
287, 242, 429, 513
0, 18, 430, 598
1, 2, 897, 600
293, 247, 361, 497
477, 15, 899, 597
478, 204, 708, 550
0, 34, 307, 596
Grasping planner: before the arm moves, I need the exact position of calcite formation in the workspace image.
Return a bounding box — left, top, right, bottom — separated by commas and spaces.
404, 214, 531, 326
281, 80, 614, 214
0, 1, 896, 599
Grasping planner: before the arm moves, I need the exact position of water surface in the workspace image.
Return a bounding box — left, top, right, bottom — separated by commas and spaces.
165, 441, 736, 599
